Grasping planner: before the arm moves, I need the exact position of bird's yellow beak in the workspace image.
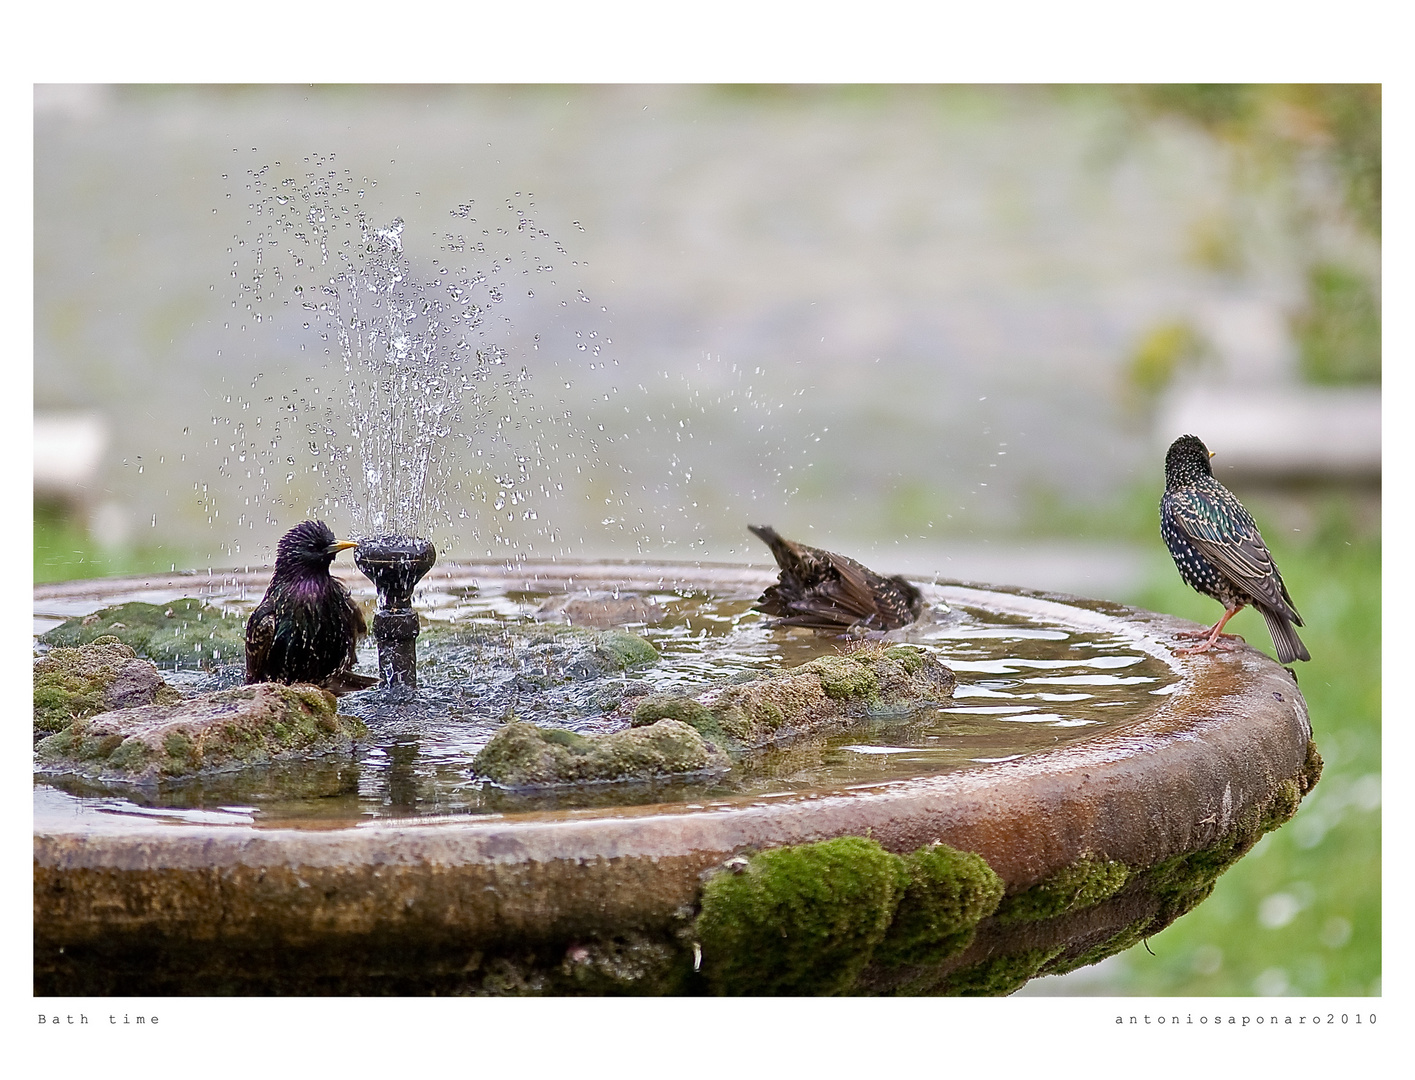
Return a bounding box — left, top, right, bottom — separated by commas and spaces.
1208, 451, 1216, 459
327, 540, 358, 555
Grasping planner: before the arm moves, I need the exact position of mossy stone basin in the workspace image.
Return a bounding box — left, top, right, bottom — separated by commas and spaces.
33, 560, 1319, 995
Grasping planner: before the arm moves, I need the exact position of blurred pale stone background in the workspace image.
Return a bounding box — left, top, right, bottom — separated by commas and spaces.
34, 84, 1375, 595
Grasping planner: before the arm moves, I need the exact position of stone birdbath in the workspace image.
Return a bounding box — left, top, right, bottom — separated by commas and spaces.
33, 560, 1319, 996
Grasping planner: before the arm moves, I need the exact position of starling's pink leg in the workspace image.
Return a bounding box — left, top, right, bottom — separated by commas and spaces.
1175, 606, 1246, 653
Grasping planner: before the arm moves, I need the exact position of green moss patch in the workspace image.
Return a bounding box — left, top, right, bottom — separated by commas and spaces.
34, 637, 181, 735
692, 835, 1017, 995
35, 683, 366, 783
629, 694, 727, 743
1139, 764, 1318, 927
696, 837, 908, 996
803, 654, 881, 701
584, 629, 660, 670
874, 843, 1005, 967
933, 946, 1065, 997
473, 718, 726, 788
40, 599, 246, 669
1042, 918, 1152, 977
995, 856, 1131, 925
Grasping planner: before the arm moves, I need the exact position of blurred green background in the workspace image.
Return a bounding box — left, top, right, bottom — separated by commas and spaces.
34, 84, 1379, 996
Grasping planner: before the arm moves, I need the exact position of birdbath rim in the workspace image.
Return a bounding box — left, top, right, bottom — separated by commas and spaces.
32, 560, 1307, 856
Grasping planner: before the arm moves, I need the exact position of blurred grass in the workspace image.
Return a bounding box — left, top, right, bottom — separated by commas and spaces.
1089, 495, 1381, 996
34, 501, 186, 583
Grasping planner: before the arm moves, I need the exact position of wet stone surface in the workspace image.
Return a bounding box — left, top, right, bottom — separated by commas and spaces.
34, 683, 366, 784
473, 718, 729, 787
628, 643, 956, 751
33, 637, 181, 736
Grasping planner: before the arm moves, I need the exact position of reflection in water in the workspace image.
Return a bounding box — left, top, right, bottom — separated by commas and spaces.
34, 581, 1176, 829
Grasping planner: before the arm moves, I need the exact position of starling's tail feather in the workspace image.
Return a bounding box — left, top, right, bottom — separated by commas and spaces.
748, 525, 792, 568
1260, 606, 1310, 664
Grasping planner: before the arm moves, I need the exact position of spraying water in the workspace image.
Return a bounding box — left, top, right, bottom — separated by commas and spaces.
238, 159, 567, 544
231, 157, 603, 681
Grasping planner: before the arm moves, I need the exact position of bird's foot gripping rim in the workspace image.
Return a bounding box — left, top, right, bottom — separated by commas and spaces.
1173, 635, 1246, 655
1172, 627, 1245, 642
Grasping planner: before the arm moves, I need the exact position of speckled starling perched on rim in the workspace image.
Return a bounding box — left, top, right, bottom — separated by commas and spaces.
748, 525, 923, 635
245, 520, 377, 692
1160, 435, 1309, 664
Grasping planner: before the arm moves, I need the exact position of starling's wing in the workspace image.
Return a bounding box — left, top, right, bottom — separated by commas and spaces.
752, 526, 855, 629
245, 601, 277, 683
769, 554, 900, 632
755, 555, 869, 631
882, 575, 925, 626
1165, 488, 1300, 621
752, 582, 791, 619
749, 526, 919, 632
763, 592, 858, 631
823, 559, 923, 631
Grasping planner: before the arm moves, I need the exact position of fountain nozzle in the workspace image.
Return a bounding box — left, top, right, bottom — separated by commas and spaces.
353, 535, 437, 688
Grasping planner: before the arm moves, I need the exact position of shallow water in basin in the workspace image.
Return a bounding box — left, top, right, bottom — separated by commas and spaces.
33, 577, 1178, 830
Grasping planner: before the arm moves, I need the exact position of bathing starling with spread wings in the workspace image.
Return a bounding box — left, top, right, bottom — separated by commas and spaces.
748, 524, 923, 634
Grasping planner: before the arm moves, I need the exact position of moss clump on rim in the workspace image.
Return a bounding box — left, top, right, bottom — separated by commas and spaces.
696, 836, 908, 996
873, 842, 1005, 968
1140, 768, 1317, 926
473, 718, 727, 788
1042, 918, 1153, 977
1025, 747, 1325, 984
933, 946, 1066, 997
39, 599, 246, 669
994, 856, 1131, 925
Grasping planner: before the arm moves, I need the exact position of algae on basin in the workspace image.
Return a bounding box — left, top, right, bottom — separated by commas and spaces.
40, 599, 246, 668
33, 637, 180, 735
630, 642, 955, 752
472, 718, 728, 787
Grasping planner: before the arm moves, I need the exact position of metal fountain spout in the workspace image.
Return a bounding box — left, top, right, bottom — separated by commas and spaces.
353, 535, 437, 688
